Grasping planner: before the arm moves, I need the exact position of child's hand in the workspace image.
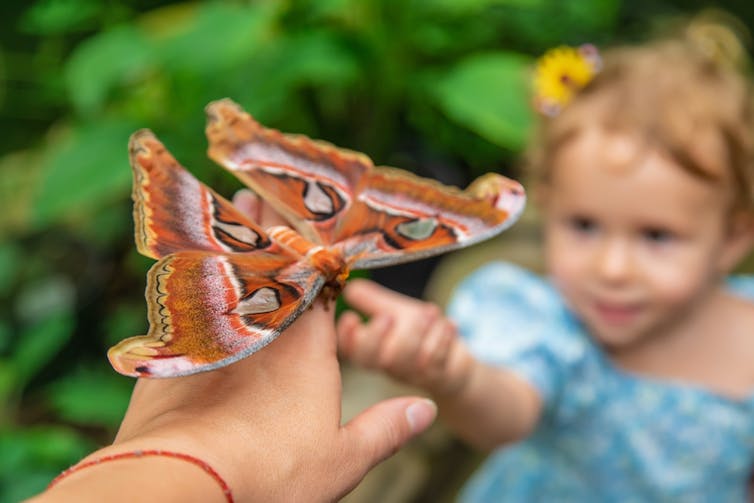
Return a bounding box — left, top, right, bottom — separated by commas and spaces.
338, 279, 474, 397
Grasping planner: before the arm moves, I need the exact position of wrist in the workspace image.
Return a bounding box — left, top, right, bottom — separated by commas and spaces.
41, 443, 231, 503
426, 341, 477, 399
112, 422, 247, 499
110, 421, 318, 502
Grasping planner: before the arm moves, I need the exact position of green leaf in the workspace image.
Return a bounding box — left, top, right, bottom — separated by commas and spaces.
419, 0, 543, 15
0, 322, 11, 354
294, 0, 360, 22
20, 0, 102, 35
0, 360, 17, 413
103, 302, 146, 348
231, 29, 361, 121
154, 3, 279, 75
65, 24, 154, 114
430, 51, 534, 151
32, 120, 137, 226
1, 471, 59, 503
13, 312, 74, 385
558, 0, 621, 35
0, 426, 90, 469
0, 426, 93, 502
47, 366, 133, 427
272, 30, 361, 87
0, 242, 21, 296
0, 149, 43, 234
77, 202, 132, 247
495, 0, 620, 47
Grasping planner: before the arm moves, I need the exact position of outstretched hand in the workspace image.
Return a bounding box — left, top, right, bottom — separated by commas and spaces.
36, 191, 436, 503
338, 278, 474, 397
337, 278, 542, 452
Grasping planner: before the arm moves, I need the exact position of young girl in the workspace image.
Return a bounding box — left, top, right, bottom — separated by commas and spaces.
337, 26, 754, 501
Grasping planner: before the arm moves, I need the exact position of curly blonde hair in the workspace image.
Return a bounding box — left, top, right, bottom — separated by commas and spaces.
528, 20, 754, 212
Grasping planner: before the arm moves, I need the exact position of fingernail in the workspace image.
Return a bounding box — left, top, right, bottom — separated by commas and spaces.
405, 399, 437, 434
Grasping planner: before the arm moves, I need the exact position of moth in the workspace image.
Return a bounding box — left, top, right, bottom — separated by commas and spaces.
108, 99, 526, 378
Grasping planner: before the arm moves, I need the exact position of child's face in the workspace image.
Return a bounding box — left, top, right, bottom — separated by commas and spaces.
542, 129, 737, 350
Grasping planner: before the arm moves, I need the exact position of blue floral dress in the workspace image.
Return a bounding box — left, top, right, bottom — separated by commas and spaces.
447, 262, 754, 502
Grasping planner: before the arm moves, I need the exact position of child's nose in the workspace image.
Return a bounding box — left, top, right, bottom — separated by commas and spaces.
594, 238, 633, 282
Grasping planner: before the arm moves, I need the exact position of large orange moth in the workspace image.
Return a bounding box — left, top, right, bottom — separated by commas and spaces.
108, 99, 525, 377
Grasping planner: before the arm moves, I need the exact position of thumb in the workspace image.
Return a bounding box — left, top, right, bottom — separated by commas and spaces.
232, 189, 262, 221
340, 397, 436, 479
232, 188, 289, 227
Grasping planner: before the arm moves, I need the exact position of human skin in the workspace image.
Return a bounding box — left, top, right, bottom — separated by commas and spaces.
30, 192, 438, 503
337, 127, 754, 453
338, 280, 542, 450
542, 129, 754, 397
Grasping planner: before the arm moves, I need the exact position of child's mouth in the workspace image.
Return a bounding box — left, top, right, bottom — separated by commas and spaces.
593, 301, 642, 325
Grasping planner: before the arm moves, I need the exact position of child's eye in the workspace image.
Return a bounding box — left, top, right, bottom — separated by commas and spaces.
642, 228, 674, 244
568, 216, 597, 234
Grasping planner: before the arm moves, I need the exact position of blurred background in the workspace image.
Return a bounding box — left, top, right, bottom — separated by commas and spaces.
2, 1, 754, 501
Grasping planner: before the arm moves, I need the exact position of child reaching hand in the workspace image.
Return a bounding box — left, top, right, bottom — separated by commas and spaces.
337, 24, 754, 501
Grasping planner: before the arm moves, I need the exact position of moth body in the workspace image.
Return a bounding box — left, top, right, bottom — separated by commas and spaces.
267, 225, 350, 296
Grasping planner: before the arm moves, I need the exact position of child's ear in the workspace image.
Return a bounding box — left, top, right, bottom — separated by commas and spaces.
719, 210, 754, 273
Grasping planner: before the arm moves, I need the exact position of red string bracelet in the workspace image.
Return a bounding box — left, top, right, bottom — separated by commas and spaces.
47, 449, 233, 502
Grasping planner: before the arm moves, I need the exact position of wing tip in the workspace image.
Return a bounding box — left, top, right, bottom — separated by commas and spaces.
129, 129, 158, 154
466, 173, 527, 222
205, 97, 255, 131
107, 346, 146, 378
129, 129, 173, 171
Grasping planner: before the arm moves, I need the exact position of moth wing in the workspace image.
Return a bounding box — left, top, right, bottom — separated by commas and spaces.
336, 169, 526, 269
205, 100, 525, 267
130, 130, 271, 259
108, 250, 323, 377
205, 99, 371, 245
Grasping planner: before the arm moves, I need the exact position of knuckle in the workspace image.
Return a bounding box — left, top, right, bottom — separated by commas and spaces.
376, 342, 398, 370
422, 303, 442, 320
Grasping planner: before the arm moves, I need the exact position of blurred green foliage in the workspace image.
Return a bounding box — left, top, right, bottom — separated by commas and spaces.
2, 0, 753, 500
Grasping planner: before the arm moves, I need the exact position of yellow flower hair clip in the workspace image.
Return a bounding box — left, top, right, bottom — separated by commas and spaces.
533, 44, 602, 117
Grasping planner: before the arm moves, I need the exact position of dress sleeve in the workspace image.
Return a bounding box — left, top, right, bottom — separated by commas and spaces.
726, 275, 754, 300
447, 262, 589, 415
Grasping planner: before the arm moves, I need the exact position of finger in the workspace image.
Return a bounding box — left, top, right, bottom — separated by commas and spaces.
232, 189, 262, 221
417, 316, 455, 372
338, 397, 437, 490
384, 301, 442, 367
258, 199, 289, 228
376, 315, 430, 374
336, 310, 362, 358
232, 189, 289, 228
349, 314, 393, 369
342, 279, 423, 317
